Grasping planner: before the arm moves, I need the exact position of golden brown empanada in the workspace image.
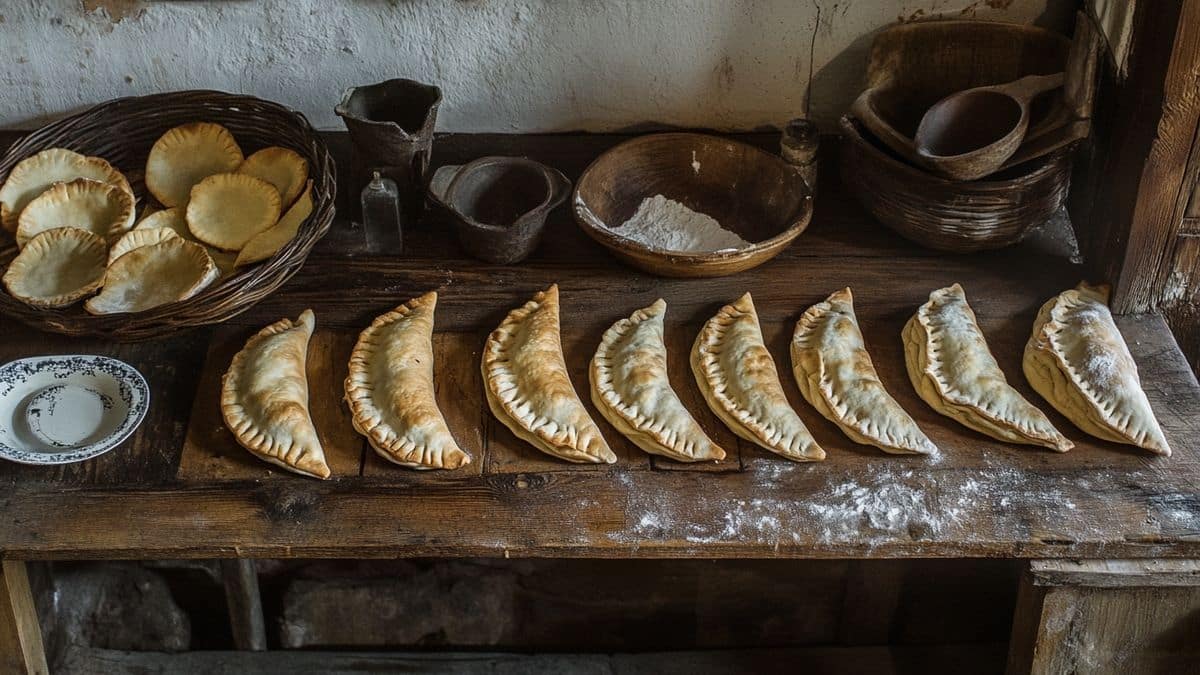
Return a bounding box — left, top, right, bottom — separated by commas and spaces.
235, 181, 314, 267
904, 284, 1072, 451
145, 122, 244, 207
85, 238, 219, 315
483, 285, 615, 463
2, 227, 106, 308
0, 148, 132, 233
346, 292, 470, 470
793, 288, 937, 455
591, 299, 726, 462
1024, 283, 1170, 455
186, 173, 281, 251
16, 177, 135, 248
237, 146, 308, 208
221, 310, 330, 479
692, 293, 824, 462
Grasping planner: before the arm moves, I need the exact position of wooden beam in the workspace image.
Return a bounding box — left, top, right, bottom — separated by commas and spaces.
1007, 559, 1200, 674
0, 561, 48, 675
220, 559, 267, 651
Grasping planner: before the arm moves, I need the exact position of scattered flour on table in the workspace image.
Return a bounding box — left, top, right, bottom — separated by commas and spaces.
612, 194, 749, 253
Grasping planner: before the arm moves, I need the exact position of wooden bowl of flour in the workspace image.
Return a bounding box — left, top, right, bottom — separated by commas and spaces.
572, 133, 813, 277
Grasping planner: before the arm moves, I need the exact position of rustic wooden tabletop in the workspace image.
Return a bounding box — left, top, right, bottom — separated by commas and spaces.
0, 132, 1197, 561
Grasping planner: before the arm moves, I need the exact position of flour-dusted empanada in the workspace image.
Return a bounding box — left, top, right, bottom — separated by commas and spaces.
591, 299, 726, 463
346, 292, 471, 470
145, 122, 244, 207
186, 173, 281, 251
107, 226, 179, 265
0, 148, 132, 233
793, 288, 937, 456
692, 293, 824, 462
221, 309, 330, 479
483, 284, 616, 463
2, 227, 106, 308
85, 238, 219, 315
903, 284, 1072, 452
1024, 283, 1170, 456
237, 147, 308, 208
16, 178, 135, 248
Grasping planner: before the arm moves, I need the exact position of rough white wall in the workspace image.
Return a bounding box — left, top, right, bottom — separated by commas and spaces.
1, 0, 1073, 132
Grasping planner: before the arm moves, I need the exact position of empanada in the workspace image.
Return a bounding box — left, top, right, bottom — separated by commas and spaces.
346, 292, 471, 470
186, 173, 281, 251
145, 122, 244, 207
692, 293, 824, 462
85, 238, 219, 314
903, 284, 1072, 451
793, 288, 937, 455
107, 226, 179, 265
16, 178, 135, 248
2, 227, 106, 308
221, 310, 330, 479
591, 299, 726, 462
483, 285, 616, 464
134, 206, 193, 240
235, 181, 314, 267
237, 147, 308, 208
1024, 283, 1170, 455
0, 148, 132, 233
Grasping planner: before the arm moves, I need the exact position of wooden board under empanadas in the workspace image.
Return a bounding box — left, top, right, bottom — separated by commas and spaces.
903, 284, 1073, 452
591, 299, 726, 463
221, 309, 331, 479
793, 288, 937, 456
345, 292, 471, 470
692, 292, 825, 462
482, 284, 616, 464
1024, 282, 1170, 456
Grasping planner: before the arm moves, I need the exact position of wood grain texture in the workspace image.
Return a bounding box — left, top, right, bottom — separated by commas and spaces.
0, 132, 1197, 560
219, 559, 266, 651
0, 561, 48, 675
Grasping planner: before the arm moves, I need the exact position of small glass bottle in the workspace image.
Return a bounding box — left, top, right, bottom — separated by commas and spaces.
361, 171, 403, 253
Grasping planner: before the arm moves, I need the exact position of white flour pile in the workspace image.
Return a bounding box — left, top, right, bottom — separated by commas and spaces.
613, 194, 749, 253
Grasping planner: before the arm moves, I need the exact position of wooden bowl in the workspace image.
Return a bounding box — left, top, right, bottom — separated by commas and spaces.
572, 133, 813, 277
840, 116, 1070, 253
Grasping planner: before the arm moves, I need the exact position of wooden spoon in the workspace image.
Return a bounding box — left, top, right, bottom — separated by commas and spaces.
914, 73, 1064, 180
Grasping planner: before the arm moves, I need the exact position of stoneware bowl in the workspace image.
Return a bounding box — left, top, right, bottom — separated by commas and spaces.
428, 156, 572, 264
572, 133, 813, 277
0, 355, 149, 465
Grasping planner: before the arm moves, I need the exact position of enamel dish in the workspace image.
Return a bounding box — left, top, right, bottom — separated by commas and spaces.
0, 355, 148, 464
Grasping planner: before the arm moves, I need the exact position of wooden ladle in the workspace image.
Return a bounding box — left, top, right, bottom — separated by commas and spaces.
914, 73, 1064, 180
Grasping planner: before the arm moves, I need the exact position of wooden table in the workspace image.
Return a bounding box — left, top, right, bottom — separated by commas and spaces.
2, 133, 1198, 673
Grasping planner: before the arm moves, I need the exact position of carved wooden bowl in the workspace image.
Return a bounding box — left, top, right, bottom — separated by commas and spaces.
572, 133, 813, 278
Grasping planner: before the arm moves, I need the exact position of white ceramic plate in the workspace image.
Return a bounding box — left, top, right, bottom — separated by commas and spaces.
0, 355, 149, 465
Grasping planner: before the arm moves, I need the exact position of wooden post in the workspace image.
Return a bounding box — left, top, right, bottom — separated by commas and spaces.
1007, 559, 1200, 675
0, 561, 49, 675
221, 559, 267, 651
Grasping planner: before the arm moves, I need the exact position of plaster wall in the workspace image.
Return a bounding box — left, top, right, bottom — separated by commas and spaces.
1, 0, 1073, 132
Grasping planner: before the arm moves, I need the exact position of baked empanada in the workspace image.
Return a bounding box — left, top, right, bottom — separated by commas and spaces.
107, 226, 179, 265
692, 293, 824, 462
346, 292, 471, 470
221, 310, 330, 479
0, 148, 132, 233
483, 285, 616, 463
237, 147, 308, 208
186, 173, 281, 251
235, 181, 314, 267
1024, 283, 1170, 455
85, 238, 219, 314
2, 227, 106, 308
145, 122, 244, 207
793, 288, 937, 455
134, 206, 193, 240
16, 178, 135, 248
591, 299, 726, 462
903, 284, 1072, 451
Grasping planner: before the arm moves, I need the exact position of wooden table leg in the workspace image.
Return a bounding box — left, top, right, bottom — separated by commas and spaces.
0, 561, 49, 675
1007, 559, 1200, 674
221, 559, 267, 651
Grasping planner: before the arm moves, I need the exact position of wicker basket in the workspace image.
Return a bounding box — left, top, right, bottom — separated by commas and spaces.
0, 90, 335, 341
839, 116, 1071, 253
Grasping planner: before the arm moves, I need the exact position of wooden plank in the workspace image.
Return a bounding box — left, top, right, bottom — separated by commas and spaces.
220, 559, 266, 651
56, 643, 1010, 675
1007, 558, 1200, 674
178, 327, 364, 481
0, 561, 48, 675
